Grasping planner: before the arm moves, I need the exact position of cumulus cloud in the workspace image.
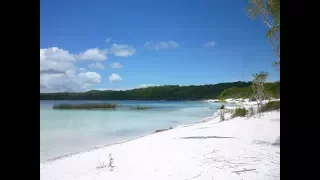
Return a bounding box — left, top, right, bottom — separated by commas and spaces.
78, 72, 102, 83
110, 62, 123, 68
40, 70, 102, 93
77, 48, 108, 61
40, 47, 102, 93
105, 38, 111, 44
79, 68, 87, 72
205, 41, 217, 47
109, 73, 122, 82
109, 44, 136, 57
88, 62, 105, 69
144, 40, 179, 50
40, 47, 76, 74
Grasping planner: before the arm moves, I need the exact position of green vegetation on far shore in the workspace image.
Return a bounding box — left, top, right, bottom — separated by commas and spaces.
41, 81, 252, 100
41, 81, 279, 101
218, 82, 280, 100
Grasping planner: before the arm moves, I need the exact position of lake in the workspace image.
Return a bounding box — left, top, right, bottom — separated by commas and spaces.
40, 100, 221, 162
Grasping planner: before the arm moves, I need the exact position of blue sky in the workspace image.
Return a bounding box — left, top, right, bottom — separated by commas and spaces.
40, 0, 279, 92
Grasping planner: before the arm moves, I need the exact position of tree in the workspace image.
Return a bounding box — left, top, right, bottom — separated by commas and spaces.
245, 0, 280, 70
252, 72, 268, 112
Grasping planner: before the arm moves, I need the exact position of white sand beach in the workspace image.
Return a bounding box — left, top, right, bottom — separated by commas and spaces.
40, 100, 280, 180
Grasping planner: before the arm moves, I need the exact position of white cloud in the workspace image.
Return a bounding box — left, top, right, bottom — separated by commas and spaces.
77, 48, 108, 61
139, 84, 159, 88
40, 71, 102, 93
205, 41, 217, 47
109, 44, 136, 57
78, 72, 102, 83
109, 73, 122, 82
40, 47, 102, 93
105, 38, 111, 44
110, 62, 123, 68
40, 47, 76, 74
144, 40, 179, 50
79, 68, 87, 72
88, 62, 105, 69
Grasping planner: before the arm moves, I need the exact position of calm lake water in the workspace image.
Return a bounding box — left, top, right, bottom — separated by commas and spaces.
40, 100, 221, 162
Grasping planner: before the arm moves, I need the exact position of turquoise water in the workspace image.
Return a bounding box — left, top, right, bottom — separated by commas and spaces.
40, 100, 221, 162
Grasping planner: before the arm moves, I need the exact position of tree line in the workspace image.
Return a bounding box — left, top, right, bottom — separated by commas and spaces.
40, 81, 279, 101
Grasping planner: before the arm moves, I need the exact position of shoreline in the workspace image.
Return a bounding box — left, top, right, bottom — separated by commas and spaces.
41, 99, 280, 180
41, 107, 218, 164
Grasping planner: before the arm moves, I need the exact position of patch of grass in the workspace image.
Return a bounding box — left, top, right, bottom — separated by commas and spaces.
130, 105, 153, 110
53, 103, 117, 110
260, 101, 280, 112
231, 107, 248, 118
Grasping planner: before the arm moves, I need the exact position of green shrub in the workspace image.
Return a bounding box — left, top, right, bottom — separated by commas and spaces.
260, 101, 280, 112
232, 107, 248, 118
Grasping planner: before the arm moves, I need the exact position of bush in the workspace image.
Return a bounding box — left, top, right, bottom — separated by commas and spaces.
260, 101, 280, 112
232, 107, 248, 118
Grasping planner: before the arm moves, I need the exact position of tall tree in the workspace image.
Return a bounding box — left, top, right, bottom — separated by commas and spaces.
245, 0, 280, 70
252, 72, 268, 112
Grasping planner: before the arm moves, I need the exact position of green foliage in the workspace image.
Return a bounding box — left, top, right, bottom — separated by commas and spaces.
260, 101, 280, 112
245, 0, 280, 66
40, 81, 252, 100
232, 108, 248, 118
264, 82, 280, 98
218, 86, 253, 99
218, 82, 280, 99
53, 103, 117, 110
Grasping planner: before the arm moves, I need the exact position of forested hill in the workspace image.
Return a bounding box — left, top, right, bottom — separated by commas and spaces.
40, 81, 252, 100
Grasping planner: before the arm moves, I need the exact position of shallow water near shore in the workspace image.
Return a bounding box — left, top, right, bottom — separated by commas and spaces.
40, 100, 221, 162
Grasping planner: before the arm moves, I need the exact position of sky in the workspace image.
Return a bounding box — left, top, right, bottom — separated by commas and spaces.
40, 0, 280, 93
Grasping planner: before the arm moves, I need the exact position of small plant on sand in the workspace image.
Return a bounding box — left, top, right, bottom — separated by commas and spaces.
248, 106, 255, 116
232, 107, 248, 118
260, 101, 280, 112
109, 153, 114, 171
219, 105, 226, 122
96, 156, 107, 169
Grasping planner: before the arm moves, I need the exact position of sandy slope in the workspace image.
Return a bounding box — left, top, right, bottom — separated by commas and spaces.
40, 108, 280, 180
